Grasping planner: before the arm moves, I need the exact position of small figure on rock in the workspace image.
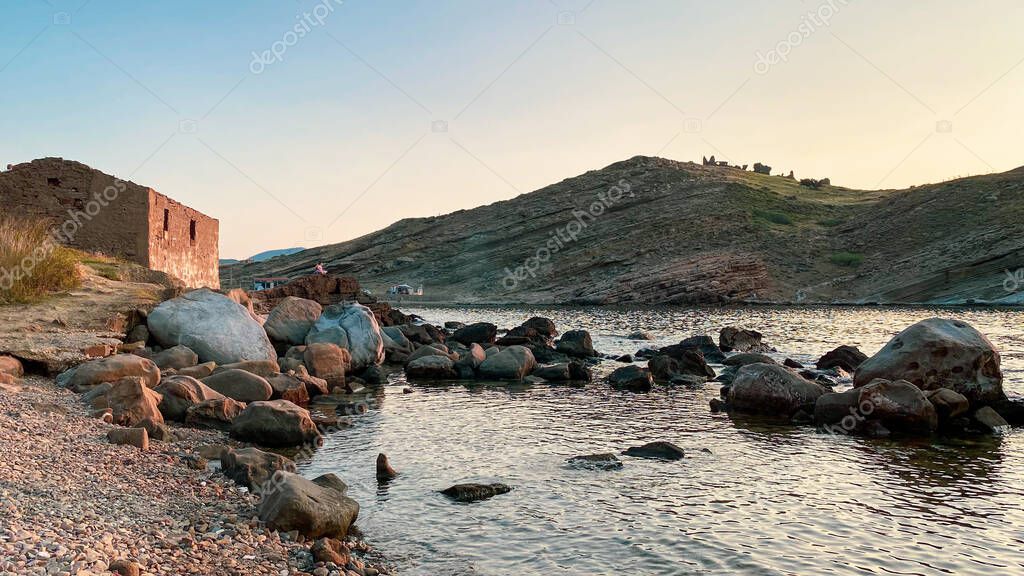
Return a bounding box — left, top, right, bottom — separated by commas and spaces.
314, 262, 327, 276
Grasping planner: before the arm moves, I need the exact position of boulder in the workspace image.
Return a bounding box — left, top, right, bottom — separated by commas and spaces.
406, 355, 457, 380
816, 345, 868, 373
719, 327, 771, 353
177, 361, 216, 379
405, 343, 458, 365
495, 325, 547, 347
727, 363, 828, 418
376, 453, 398, 481
213, 360, 280, 378
381, 326, 414, 360
532, 363, 571, 381
607, 365, 653, 392
973, 406, 1010, 434
81, 382, 113, 409
648, 348, 714, 382
149, 345, 199, 370
258, 472, 359, 538
440, 483, 512, 503
398, 323, 444, 346
0, 355, 24, 377
522, 317, 557, 339
627, 331, 654, 341
854, 318, 1004, 406
126, 324, 149, 345
221, 447, 296, 491
568, 361, 593, 382
202, 369, 273, 403
622, 441, 685, 460
556, 330, 597, 358
815, 379, 938, 436
292, 368, 330, 398
311, 538, 350, 566
305, 303, 384, 372
303, 343, 349, 389
230, 400, 322, 447
678, 335, 726, 363
783, 358, 805, 369
926, 388, 970, 421
722, 353, 776, 367
567, 453, 622, 470
107, 428, 148, 451
265, 373, 311, 404
450, 322, 498, 346
60, 354, 160, 393
147, 289, 277, 365
264, 297, 322, 345
154, 375, 225, 421
478, 346, 536, 380
105, 377, 164, 427
453, 343, 487, 378
185, 397, 246, 430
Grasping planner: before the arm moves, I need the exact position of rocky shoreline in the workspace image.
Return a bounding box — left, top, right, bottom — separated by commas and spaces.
0, 374, 390, 576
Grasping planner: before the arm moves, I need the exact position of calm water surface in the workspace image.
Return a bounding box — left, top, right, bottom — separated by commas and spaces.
299, 306, 1024, 576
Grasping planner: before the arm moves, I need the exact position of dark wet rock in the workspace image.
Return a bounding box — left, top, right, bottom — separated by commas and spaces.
478, 346, 537, 380
615, 354, 633, 363
926, 388, 970, 422
854, 318, 1003, 406
722, 353, 776, 367
453, 343, 487, 378
783, 358, 805, 369
568, 361, 593, 382
230, 400, 322, 447
634, 348, 659, 359
398, 323, 445, 345
648, 348, 714, 382
222, 447, 296, 491
973, 406, 1010, 434
258, 472, 359, 539
405, 355, 458, 380
522, 317, 557, 339
709, 398, 726, 413
450, 322, 498, 346
991, 397, 1024, 426
376, 453, 398, 481
815, 378, 938, 436
444, 321, 466, 330
265, 373, 311, 405
678, 335, 726, 363
440, 483, 512, 503
816, 345, 868, 373
529, 346, 571, 365
627, 331, 655, 341
567, 453, 623, 470
727, 363, 829, 418
622, 441, 685, 460
607, 365, 653, 392
668, 374, 707, 388
556, 330, 597, 358
719, 326, 772, 353
533, 363, 571, 381
497, 325, 549, 347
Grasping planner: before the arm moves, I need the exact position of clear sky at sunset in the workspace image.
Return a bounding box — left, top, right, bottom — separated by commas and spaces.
2, 0, 1022, 258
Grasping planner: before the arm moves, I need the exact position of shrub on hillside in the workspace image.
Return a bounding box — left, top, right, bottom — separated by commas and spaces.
752, 209, 793, 225
830, 252, 864, 267
0, 216, 81, 304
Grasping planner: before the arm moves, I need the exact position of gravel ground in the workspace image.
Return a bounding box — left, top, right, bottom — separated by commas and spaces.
0, 376, 390, 576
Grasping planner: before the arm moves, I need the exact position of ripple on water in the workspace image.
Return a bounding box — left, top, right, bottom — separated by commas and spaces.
298, 306, 1024, 576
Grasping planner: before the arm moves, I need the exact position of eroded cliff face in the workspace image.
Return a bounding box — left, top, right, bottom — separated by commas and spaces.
222, 156, 1024, 305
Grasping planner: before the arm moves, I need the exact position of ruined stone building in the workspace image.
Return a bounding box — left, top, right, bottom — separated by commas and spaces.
0, 158, 219, 288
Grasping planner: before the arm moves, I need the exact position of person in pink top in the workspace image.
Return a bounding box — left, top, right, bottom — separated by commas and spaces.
314, 263, 327, 275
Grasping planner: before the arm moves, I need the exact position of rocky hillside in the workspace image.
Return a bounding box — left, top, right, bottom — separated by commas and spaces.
221, 156, 1024, 305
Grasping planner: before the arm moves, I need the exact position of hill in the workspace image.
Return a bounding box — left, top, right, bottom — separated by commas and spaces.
220, 156, 1024, 305
220, 247, 305, 266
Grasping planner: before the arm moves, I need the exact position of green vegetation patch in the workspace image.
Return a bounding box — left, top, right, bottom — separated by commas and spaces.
752, 209, 794, 225
830, 251, 864, 267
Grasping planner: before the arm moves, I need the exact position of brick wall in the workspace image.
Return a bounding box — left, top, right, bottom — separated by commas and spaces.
147, 190, 220, 288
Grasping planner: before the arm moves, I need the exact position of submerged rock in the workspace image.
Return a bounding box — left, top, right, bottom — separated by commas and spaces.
678, 335, 726, 363
815, 378, 938, 436
622, 441, 685, 460
567, 453, 623, 470
719, 327, 772, 353
607, 365, 653, 392
441, 483, 512, 503
816, 345, 868, 373
556, 330, 597, 358
450, 322, 498, 346
726, 363, 828, 418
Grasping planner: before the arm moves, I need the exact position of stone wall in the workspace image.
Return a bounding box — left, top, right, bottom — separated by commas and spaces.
147, 190, 220, 289
0, 158, 219, 288
0, 158, 150, 262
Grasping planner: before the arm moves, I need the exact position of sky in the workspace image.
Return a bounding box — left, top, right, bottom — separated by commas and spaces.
2, 0, 1023, 259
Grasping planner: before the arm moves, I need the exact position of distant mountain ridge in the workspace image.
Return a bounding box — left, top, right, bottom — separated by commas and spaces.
220, 156, 1024, 305
220, 247, 305, 266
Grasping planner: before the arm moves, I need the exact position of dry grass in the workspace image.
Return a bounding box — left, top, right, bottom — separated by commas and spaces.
0, 216, 82, 304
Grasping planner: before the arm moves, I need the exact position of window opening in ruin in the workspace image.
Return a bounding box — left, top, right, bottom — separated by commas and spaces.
190, 220, 197, 244
163, 209, 170, 232
47, 177, 61, 187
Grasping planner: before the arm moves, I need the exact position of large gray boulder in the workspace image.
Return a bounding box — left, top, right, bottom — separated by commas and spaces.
258, 472, 359, 539
726, 363, 829, 418
59, 354, 160, 393
478, 346, 536, 380
149, 345, 199, 370
264, 297, 322, 345
148, 289, 277, 365
854, 318, 1003, 406
154, 375, 225, 421
305, 304, 384, 372
230, 400, 322, 447
815, 378, 938, 436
